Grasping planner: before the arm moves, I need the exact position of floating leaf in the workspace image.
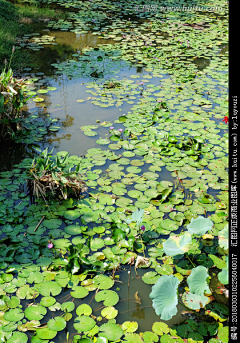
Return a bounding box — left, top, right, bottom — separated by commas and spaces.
38, 281, 62, 296
122, 321, 138, 333
92, 275, 114, 289
25, 305, 47, 321
48, 316, 66, 331
36, 328, 57, 339
74, 316, 96, 332
71, 286, 89, 299
76, 304, 92, 316
142, 271, 160, 284
152, 322, 169, 335
99, 323, 124, 341
101, 306, 118, 319
95, 290, 119, 306
7, 332, 28, 343
182, 291, 211, 310
4, 308, 24, 322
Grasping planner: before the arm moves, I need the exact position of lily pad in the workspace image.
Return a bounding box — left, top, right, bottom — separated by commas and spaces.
95, 290, 119, 306
99, 323, 124, 341
74, 316, 96, 332
48, 316, 66, 331
25, 305, 47, 321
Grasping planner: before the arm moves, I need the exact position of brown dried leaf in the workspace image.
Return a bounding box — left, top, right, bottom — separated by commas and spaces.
134, 291, 141, 304
135, 256, 150, 270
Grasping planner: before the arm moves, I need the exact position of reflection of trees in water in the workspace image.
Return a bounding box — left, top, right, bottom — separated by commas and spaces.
61, 115, 74, 128
47, 133, 72, 150
0, 142, 34, 172
132, 304, 145, 320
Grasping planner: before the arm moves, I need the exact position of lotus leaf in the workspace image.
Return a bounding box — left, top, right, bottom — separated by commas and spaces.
218, 224, 228, 249
187, 216, 213, 235
162, 232, 192, 256
149, 275, 180, 320
187, 266, 211, 296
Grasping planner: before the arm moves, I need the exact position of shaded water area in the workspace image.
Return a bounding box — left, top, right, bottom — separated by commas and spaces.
0, 2, 229, 342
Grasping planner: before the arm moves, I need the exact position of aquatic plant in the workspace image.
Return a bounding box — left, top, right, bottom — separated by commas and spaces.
0, 48, 32, 139
27, 148, 87, 200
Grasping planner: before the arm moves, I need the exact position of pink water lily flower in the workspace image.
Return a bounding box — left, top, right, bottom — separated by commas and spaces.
48, 243, 53, 249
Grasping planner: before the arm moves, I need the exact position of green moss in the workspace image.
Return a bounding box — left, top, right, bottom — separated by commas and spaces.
0, 0, 66, 70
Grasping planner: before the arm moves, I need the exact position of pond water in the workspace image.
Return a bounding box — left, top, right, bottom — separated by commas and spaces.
0, 2, 229, 342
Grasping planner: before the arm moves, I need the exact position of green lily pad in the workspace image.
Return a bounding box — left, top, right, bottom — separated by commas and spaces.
142, 271, 160, 284
38, 281, 62, 296
142, 331, 159, 343
4, 308, 24, 322
99, 323, 123, 341
63, 210, 81, 220
25, 305, 47, 320
92, 275, 114, 289
40, 296, 56, 307
71, 286, 89, 298
36, 328, 57, 339
76, 304, 92, 316
101, 306, 118, 319
95, 290, 119, 306
74, 316, 96, 332
48, 316, 66, 331
7, 332, 28, 343
122, 321, 138, 333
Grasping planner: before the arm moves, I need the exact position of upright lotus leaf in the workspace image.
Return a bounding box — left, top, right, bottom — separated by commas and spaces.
187, 266, 211, 296
149, 275, 180, 320
162, 232, 192, 256
187, 216, 213, 235
218, 224, 228, 250
125, 209, 144, 226
218, 255, 229, 285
